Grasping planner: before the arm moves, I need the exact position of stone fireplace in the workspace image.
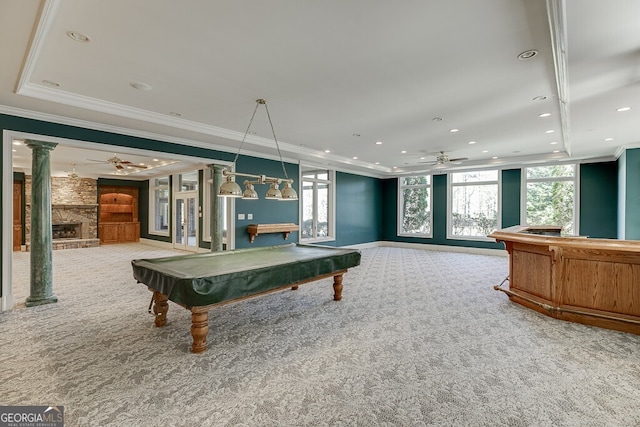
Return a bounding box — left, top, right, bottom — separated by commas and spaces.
25, 176, 101, 250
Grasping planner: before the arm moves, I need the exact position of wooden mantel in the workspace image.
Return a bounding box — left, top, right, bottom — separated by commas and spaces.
247, 223, 299, 243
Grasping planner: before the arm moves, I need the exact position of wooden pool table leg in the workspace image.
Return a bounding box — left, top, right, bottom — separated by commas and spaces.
333, 274, 344, 301
190, 308, 209, 354
152, 291, 169, 327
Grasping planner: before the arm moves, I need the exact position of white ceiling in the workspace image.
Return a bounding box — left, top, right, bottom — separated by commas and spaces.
2, 0, 639, 179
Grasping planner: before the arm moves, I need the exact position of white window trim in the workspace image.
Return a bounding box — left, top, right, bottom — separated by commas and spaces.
397, 176, 433, 238
299, 164, 335, 243
447, 170, 502, 241
148, 176, 170, 236
521, 164, 580, 235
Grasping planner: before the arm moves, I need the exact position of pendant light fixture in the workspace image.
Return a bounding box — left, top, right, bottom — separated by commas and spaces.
218, 99, 298, 201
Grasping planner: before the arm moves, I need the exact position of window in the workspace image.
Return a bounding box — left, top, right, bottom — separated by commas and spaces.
524, 164, 576, 235
398, 175, 432, 237
300, 166, 334, 242
202, 168, 230, 246
448, 170, 500, 239
149, 176, 170, 235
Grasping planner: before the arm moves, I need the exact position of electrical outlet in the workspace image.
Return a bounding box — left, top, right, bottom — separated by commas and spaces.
247, 213, 253, 220
238, 213, 245, 220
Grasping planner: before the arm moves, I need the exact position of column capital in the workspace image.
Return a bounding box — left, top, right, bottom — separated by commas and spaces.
25, 140, 58, 151
208, 164, 228, 173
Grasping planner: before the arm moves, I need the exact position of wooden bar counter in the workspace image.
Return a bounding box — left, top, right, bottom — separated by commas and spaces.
489, 225, 640, 334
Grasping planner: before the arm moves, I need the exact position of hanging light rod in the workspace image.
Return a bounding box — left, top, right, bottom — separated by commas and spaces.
218, 99, 298, 201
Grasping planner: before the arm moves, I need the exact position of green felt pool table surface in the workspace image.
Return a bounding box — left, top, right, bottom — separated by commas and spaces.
131, 243, 362, 308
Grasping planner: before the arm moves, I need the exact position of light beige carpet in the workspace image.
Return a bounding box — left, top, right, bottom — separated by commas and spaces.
2, 243, 640, 426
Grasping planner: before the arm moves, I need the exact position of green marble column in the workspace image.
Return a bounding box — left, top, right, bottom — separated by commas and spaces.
209, 164, 225, 252
26, 140, 58, 307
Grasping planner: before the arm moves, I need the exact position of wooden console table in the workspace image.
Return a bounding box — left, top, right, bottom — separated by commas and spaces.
247, 223, 299, 243
489, 225, 640, 335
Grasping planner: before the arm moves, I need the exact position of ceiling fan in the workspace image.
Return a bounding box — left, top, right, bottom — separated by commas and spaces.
67, 163, 79, 179
87, 154, 148, 170
421, 151, 469, 166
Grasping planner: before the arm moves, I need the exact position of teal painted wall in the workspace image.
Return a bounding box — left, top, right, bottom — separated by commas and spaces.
501, 169, 521, 228
0, 109, 628, 288
233, 155, 300, 249
580, 162, 617, 238
380, 174, 504, 249
619, 148, 640, 239
332, 172, 383, 247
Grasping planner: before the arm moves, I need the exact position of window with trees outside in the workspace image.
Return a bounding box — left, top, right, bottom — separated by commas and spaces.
398, 175, 432, 237
300, 166, 334, 242
149, 176, 169, 235
448, 170, 500, 239
524, 164, 576, 235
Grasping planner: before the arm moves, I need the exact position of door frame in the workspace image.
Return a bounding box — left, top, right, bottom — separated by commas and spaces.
173, 189, 199, 252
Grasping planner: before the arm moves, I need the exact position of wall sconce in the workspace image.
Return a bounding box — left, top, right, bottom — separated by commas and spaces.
218, 99, 298, 201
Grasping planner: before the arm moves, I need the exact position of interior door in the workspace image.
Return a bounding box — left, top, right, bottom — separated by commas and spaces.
174, 193, 198, 251
13, 181, 22, 251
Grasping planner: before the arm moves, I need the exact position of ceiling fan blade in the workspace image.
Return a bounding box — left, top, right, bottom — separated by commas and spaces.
87, 159, 109, 163
127, 164, 148, 169
448, 157, 469, 162
116, 164, 124, 170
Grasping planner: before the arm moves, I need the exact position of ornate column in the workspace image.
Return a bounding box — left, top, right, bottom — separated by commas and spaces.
209, 164, 225, 252
26, 140, 58, 307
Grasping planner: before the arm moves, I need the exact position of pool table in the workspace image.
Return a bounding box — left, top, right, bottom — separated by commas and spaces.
131, 243, 361, 353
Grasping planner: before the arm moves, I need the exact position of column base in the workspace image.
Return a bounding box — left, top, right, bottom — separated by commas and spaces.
25, 295, 58, 307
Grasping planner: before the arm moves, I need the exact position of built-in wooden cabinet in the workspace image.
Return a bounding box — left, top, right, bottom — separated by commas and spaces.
98, 185, 140, 244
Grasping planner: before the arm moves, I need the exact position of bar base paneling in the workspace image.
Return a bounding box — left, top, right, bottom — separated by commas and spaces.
490, 226, 640, 335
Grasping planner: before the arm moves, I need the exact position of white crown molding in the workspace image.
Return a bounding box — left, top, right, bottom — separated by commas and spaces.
546, 0, 571, 156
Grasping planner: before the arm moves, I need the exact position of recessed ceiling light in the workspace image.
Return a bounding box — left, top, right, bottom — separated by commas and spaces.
400, 150, 407, 154
139, 163, 145, 166
538, 112, 551, 118
545, 130, 555, 134
42, 80, 60, 87
392, 166, 397, 169
604, 137, 614, 142
419, 157, 426, 160
468, 141, 476, 145
532, 96, 547, 102
449, 128, 459, 133
352, 156, 358, 160
616, 106, 632, 112
375, 162, 380, 165
550, 141, 558, 145
482, 150, 489, 153
492, 156, 498, 159
66, 31, 91, 42
553, 150, 560, 153
169, 112, 182, 117
324, 149, 331, 153
518, 50, 538, 60
152, 158, 159, 162
12, 149, 17, 152
12, 141, 22, 145
376, 141, 383, 145
130, 82, 152, 91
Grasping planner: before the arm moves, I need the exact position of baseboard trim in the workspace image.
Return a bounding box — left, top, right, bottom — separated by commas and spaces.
344, 240, 507, 257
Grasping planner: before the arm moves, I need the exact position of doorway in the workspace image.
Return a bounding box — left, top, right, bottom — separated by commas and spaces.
174, 193, 198, 251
